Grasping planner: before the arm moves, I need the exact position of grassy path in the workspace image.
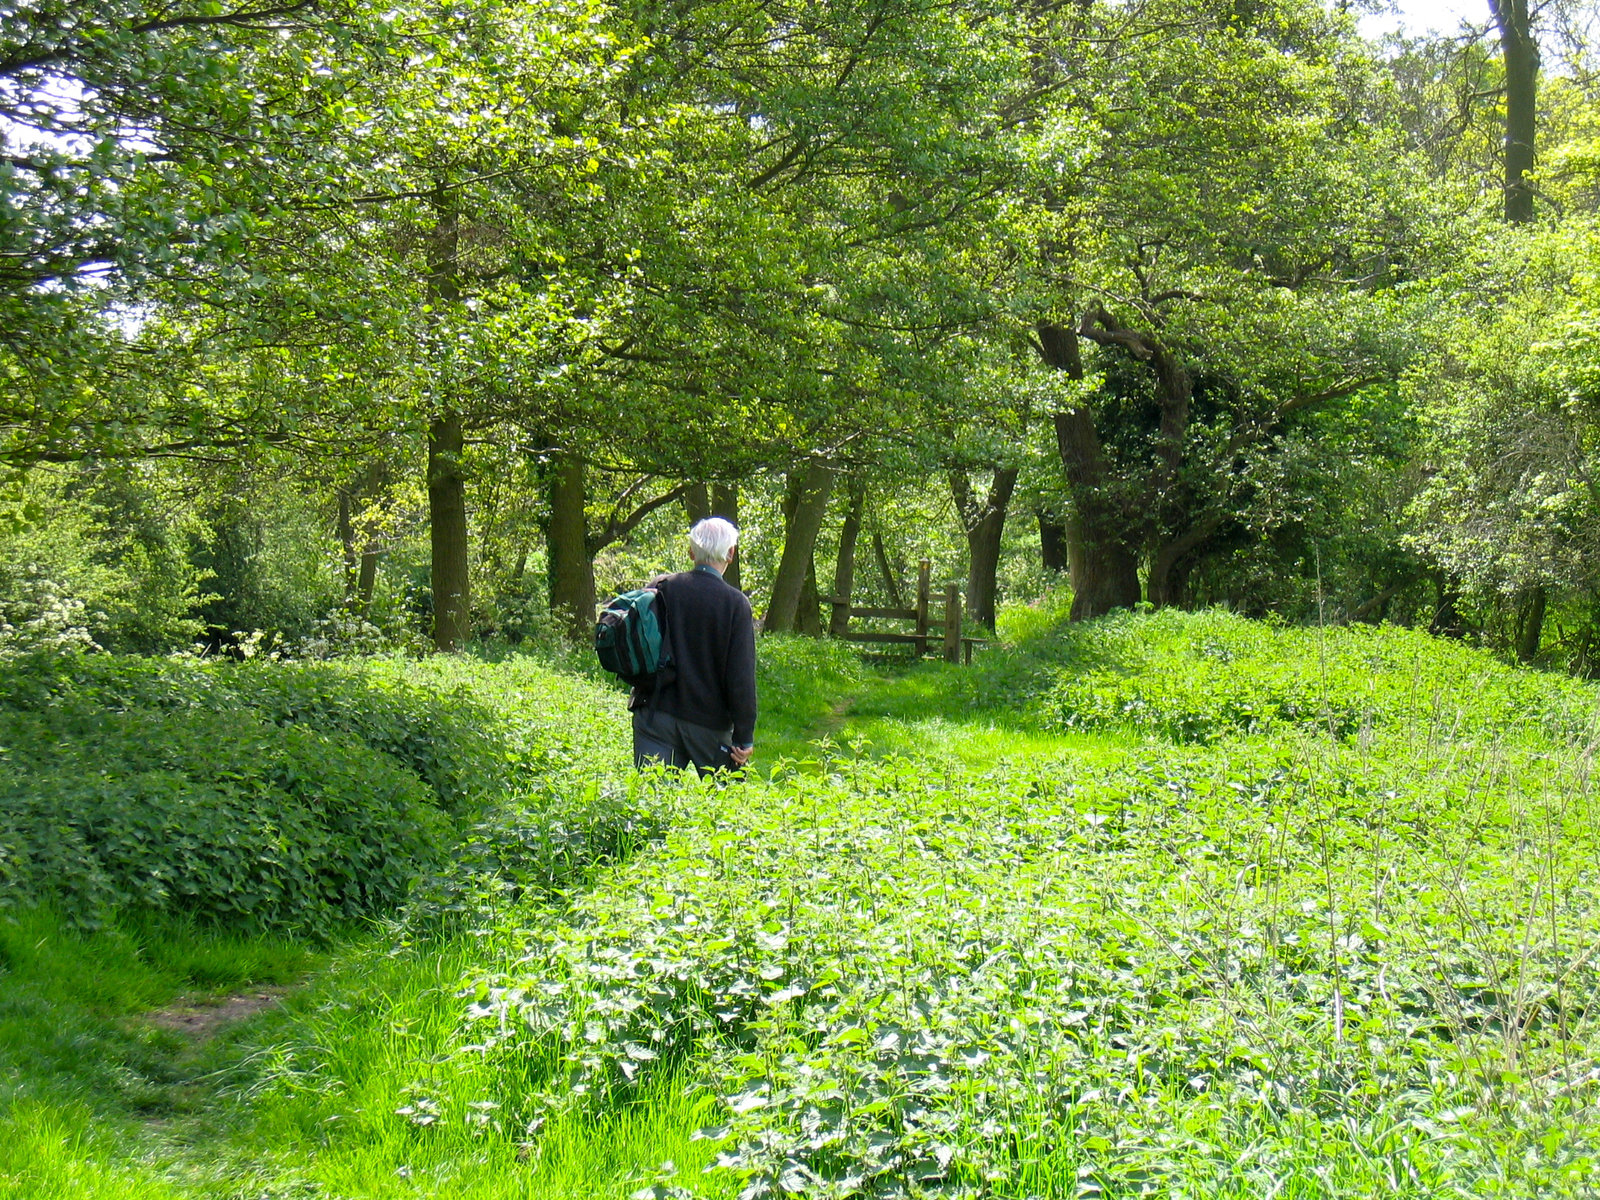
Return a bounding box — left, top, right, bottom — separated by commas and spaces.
780, 653, 1132, 770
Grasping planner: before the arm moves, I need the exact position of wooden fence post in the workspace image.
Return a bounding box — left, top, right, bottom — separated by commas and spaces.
829, 598, 852, 638
915, 559, 931, 657
943, 584, 961, 663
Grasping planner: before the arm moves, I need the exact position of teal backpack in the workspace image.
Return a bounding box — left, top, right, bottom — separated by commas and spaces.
595, 588, 670, 685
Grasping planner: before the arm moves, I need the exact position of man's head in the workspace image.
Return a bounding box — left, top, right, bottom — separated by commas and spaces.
689, 516, 739, 568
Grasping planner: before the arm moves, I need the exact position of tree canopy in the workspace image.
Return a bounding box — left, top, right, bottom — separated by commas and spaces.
4, 0, 1599, 670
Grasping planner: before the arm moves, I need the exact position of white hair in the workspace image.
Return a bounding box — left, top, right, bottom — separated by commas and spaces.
689, 516, 739, 565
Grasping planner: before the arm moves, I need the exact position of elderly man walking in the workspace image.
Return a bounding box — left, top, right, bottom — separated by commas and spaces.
632, 517, 757, 775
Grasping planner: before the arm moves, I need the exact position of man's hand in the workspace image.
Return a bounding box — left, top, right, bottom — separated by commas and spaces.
730, 744, 753, 768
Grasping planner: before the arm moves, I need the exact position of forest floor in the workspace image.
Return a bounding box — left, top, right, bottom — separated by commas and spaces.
5, 613, 1600, 1198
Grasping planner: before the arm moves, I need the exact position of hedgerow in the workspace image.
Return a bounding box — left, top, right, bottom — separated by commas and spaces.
0, 652, 508, 808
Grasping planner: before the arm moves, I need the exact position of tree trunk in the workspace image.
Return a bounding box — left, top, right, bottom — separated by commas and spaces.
1350, 576, 1416, 624
356, 546, 380, 616
682, 482, 711, 524
1517, 584, 1546, 662
798, 557, 824, 636
830, 479, 866, 637
1036, 321, 1142, 620
547, 450, 596, 641
1491, 0, 1538, 225
950, 467, 1018, 633
1148, 514, 1222, 609
765, 462, 833, 633
1493, 0, 1541, 653
1077, 302, 1193, 524
353, 462, 387, 617
426, 180, 471, 652
1431, 572, 1467, 639
1039, 512, 1068, 573
712, 482, 741, 590
336, 485, 358, 601
873, 529, 904, 608
428, 413, 471, 651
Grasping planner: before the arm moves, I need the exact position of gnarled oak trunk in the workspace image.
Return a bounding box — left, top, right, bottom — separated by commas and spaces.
1036, 321, 1142, 620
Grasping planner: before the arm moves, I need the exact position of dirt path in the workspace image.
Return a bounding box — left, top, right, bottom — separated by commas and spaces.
145, 986, 293, 1043
813, 692, 858, 739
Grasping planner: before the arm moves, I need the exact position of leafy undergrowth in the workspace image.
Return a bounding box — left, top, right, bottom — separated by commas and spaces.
0, 646, 715, 1199
7, 615, 1600, 1198
975, 607, 1600, 746
449, 746, 1600, 1197
0, 650, 628, 931
416, 613, 1600, 1199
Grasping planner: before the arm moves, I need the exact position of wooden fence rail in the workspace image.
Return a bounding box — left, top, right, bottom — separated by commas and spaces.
826, 558, 987, 664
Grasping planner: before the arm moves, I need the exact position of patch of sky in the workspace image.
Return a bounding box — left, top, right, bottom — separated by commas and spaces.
1357, 0, 1485, 41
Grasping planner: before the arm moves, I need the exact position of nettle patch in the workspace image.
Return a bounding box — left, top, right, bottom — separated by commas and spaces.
455, 751, 1600, 1197
0, 652, 516, 808
974, 610, 1600, 746
0, 706, 446, 933
0, 650, 630, 933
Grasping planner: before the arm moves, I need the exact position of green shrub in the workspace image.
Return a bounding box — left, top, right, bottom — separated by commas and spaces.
0, 467, 204, 657
222, 662, 509, 810
0, 648, 636, 935
190, 484, 342, 645
0, 706, 445, 934
379, 652, 630, 777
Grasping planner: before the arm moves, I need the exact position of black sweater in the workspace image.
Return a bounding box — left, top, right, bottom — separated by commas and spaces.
648, 566, 758, 745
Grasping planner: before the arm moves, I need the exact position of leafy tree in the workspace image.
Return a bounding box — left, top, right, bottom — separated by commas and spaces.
1406, 220, 1600, 669
0, 463, 206, 653
1012, 0, 1433, 618
1, 0, 360, 468
1396, 0, 1597, 662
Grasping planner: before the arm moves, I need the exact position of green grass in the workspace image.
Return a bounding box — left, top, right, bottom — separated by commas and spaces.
183, 925, 738, 1199
0, 907, 318, 1094
0, 908, 321, 1198
4, 615, 1600, 1197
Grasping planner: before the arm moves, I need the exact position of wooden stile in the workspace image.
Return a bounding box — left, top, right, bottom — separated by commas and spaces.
825, 557, 986, 664
914, 559, 931, 657
943, 584, 961, 663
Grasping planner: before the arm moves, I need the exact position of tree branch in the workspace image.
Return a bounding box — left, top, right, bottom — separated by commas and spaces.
1, 2, 317, 76
590, 481, 694, 553
1274, 377, 1385, 419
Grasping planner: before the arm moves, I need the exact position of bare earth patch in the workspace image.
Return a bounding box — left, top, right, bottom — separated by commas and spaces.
145, 987, 291, 1041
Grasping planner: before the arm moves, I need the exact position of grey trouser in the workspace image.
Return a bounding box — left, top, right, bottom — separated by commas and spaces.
632, 706, 734, 777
